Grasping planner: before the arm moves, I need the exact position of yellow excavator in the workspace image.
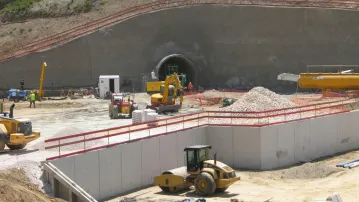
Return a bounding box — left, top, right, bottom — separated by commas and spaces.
146, 73, 184, 114
0, 104, 40, 150
154, 145, 240, 196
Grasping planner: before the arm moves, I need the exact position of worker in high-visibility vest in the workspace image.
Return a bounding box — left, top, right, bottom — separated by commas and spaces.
29, 91, 36, 108
188, 82, 193, 92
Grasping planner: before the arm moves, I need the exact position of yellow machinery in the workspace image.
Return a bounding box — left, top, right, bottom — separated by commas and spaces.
146, 81, 165, 95
146, 73, 184, 114
278, 72, 359, 96
38, 62, 47, 100
154, 145, 240, 196
0, 104, 40, 150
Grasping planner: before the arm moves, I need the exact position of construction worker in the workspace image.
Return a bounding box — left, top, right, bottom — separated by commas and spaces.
20, 80, 24, 90
188, 82, 193, 92
29, 91, 36, 108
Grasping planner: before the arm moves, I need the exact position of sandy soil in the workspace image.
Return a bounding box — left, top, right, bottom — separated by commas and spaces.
108, 150, 359, 202
0, 168, 65, 202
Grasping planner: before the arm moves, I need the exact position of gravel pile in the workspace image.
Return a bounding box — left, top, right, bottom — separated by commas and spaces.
221, 87, 296, 112
278, 162, 343, 179
209, 87, 343, 125
45, 126, 107, 151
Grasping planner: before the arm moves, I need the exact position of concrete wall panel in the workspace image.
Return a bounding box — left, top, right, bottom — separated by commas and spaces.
260, 125, 278, 170
206, 126, 234, 166
159, 133, 178, 172
346, 111, 359, 149
176, 130, 194, 167
192, 127, 207, 145
294, 120, 312, 162
51, 156, 75, 180
309, 116, 338, 159
74, 151, 100, 199
232, 127, 261, 169
121, 141, 142, 193
337, 113, 351, 153
276, 122, 295, 167
98, 145, 122, 200
141, 137, 160, 186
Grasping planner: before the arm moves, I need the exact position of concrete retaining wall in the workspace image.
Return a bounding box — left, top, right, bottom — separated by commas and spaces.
49, 127, 206, 201
2, 5, 359, 91
45, 110, 359, 201
259, 110, 359, 169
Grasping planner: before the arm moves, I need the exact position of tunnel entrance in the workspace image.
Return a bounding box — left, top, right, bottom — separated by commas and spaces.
156, 54, 197, 88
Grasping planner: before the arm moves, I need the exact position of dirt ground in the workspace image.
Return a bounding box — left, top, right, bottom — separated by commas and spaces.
108, 150, 359, 202
0, 168, 65, 202
0, 92, 351, 202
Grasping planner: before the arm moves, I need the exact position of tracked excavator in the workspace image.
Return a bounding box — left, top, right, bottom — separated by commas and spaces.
146, 73, 184, 114
154, 145, 240, 196
0, 104, 40, 150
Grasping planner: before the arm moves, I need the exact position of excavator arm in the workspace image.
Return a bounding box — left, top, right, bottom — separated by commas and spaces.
162, 74, 184, 106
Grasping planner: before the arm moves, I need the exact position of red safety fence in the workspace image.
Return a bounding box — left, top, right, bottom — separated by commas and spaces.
2, 0, 359, 62
44, 98, 356, 160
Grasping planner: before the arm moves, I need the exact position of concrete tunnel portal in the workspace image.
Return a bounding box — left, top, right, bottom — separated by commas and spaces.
155, 54, 197, 88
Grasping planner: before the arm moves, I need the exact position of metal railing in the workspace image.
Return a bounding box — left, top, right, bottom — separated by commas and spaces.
44, 98, 355, 160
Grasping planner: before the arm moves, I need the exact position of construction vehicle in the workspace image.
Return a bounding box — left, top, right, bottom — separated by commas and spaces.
109, 93, 138, 119
0, 104, 40, 150
146, 73, 184, 114
8, 89, 28, 102
221, 98, 237, 108
146, 81, 165, 95
278, 71, 359, 96
154, 145, 240, 196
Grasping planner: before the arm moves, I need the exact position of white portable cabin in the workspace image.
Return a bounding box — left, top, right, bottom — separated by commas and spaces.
98, 75, 120, 98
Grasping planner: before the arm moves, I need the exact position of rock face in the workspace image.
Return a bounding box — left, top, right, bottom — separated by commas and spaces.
1, 5, 359, 92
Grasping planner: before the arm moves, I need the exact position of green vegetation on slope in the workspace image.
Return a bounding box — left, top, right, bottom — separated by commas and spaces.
0, 0, 40, 12
0, 0, 99, 22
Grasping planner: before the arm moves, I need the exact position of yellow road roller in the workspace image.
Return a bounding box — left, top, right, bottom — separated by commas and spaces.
0, 104, 40, 150
154, 145, 240, 196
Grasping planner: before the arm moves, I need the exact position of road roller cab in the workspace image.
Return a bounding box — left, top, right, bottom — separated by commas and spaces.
154, 145, 241, 196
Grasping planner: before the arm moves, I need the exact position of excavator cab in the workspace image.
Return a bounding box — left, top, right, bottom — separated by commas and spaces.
184, 145, 211, 173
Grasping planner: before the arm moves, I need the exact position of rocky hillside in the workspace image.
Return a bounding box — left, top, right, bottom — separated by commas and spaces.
0, 0, 357, 60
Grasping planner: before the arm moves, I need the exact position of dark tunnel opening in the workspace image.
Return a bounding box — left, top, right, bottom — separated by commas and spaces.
156, 55, 197, 88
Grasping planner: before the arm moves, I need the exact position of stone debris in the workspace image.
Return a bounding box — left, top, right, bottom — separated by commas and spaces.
221, 87, 296, 112
210, 87, 341, 125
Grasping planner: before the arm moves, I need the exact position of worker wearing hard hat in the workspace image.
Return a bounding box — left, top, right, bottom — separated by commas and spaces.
29, 91, 36, 108
188, 82, 193, 92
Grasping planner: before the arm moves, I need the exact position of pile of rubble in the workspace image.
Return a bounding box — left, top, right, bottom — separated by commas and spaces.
220, 87, 296, 112
210, 87, 340, 125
